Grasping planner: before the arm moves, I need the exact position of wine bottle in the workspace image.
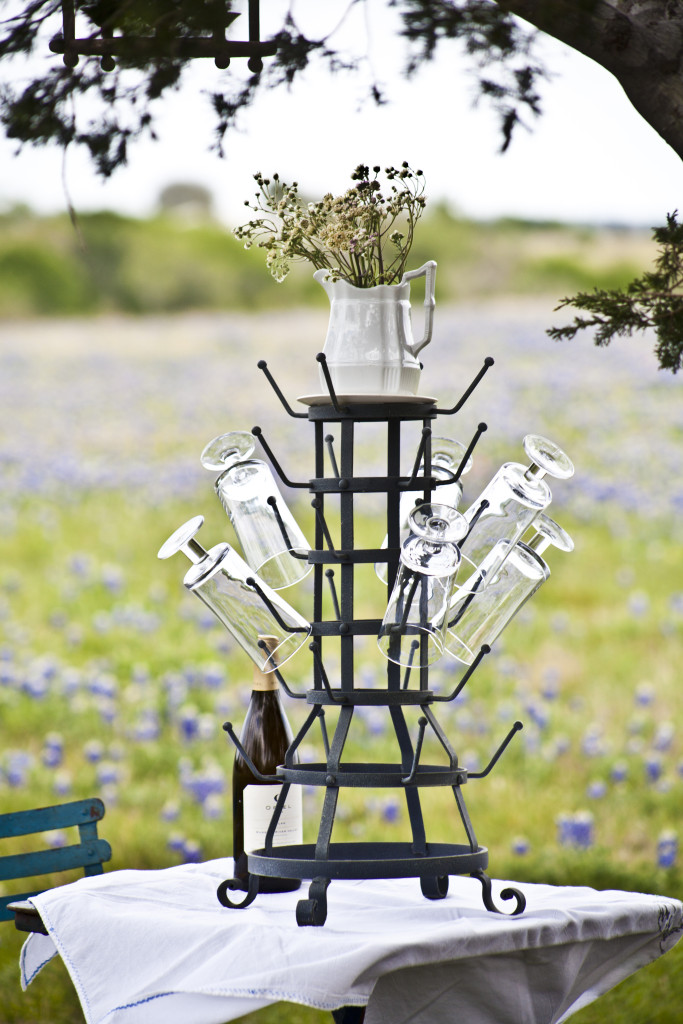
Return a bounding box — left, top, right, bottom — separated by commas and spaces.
232, 637, 302, 893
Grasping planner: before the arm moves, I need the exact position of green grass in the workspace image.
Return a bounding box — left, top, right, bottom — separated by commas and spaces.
0, 293, 680, 1021
0, 488, 681, 1023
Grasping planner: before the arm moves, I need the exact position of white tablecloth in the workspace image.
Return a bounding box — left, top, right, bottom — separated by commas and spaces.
19, 859, 682, 1024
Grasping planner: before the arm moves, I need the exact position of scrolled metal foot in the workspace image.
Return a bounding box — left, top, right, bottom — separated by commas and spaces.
216, 874, 260, 910
471, 869, 526, 915
296, 876, 330, 926
420, 874, 449, 900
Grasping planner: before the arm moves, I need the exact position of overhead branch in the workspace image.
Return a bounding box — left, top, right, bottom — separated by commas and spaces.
495, 0, 683, 160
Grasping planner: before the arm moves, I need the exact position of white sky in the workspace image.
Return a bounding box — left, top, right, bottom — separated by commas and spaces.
1, 0, 682, 228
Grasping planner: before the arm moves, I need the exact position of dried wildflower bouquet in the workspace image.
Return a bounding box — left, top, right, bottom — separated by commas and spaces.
234, 162, 426, 287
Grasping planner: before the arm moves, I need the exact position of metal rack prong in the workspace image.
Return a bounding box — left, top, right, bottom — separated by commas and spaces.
402, 640, 420, 689
266, 495, 309, 561
451, 422, 487, 485
397, 572, 421, 632
402, 717, 428, 784
222, 722, 280, 782
428, 421, 488, 493
468, 721, 524, 779
257, 359, 307, 418
264, 781, 291, 853
448, 572, 486, 629
434, 356, 495, 416
401, 427, 432, 491
325, 434, 340, 478
251, 426, 309, 488
312, 498, 343, 558
422, 705, 459, 768
325, 569, 341, 620
431, 644, 491, 702
316, 353, 349, 414
309, 641, 348, 704
285, 706, 322, 766
461, 498, 490, 545
256, 639, 307, 699
318, 708, 330, 757
245, 577, 310, 634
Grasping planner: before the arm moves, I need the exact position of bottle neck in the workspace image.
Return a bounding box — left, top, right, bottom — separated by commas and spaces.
252, 668, 279, 692
254, 634, 280, 689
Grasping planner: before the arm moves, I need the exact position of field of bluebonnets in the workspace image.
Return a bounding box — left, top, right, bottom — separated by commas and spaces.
1, 294, 682, 1023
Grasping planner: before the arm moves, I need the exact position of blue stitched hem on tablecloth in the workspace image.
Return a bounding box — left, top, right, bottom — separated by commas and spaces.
20, 940, 56, 987
111, 987, 367, 1016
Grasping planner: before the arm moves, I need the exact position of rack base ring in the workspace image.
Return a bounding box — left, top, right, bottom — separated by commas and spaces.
247, 841, 488, 881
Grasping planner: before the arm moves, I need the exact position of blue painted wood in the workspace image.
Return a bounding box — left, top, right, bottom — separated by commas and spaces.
0, 798, 111, 924
0, 798, 105, 839
0, 840, 112, 881
0, 892, 41, 922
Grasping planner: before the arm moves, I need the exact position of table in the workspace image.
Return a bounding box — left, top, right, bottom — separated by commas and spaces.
18, 858, 682, 1024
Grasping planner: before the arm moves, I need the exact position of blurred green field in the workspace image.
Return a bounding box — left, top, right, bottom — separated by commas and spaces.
0, 203, 655, 317
0, 303, 681, 1022
1, 492, 681, 1023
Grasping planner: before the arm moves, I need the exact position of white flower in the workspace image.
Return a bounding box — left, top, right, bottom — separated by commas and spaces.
235, 163, 426, 286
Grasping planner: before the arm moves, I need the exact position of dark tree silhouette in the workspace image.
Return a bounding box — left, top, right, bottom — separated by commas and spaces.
2, 1, 682, 367
0, 1, 549, 174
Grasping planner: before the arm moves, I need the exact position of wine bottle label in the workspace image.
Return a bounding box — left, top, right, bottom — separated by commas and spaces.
243, 784, 303, 853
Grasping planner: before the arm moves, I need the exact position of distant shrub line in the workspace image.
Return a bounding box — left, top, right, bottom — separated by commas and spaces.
0, 206, 647, 318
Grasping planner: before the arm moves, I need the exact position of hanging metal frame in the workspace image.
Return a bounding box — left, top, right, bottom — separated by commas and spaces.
50, 1, 275, 71
218, 352, 526, 925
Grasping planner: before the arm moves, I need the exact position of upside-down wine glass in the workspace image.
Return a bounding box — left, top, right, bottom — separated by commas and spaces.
158, 516, 311, 672
457, 434, 574, 591
375, 437, 473, 585
377, 503, 467, 670
445, 513, 574, 664
201, 431, 312, 591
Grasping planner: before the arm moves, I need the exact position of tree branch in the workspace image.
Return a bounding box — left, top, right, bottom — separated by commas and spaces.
495, 0, 683, 159
548, 212, 683, 373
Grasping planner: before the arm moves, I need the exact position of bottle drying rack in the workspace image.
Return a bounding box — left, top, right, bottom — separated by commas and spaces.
217, 353, 526, 925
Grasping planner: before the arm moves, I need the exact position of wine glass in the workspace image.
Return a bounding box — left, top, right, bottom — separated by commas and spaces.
201, 431, 312, 591
158, 516, 311, 672
445, 513, 574, 664
457, 433, 573, 590
377, 503, 467, 670
375, 437, 473, 584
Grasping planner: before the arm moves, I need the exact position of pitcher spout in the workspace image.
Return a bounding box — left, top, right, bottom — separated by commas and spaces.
313, 268, 335, 295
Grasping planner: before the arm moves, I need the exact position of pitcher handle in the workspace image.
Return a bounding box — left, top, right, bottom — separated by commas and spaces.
401, 260, 437, 357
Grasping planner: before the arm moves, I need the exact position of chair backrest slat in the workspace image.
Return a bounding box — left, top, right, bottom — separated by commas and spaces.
0, 840, 112, 882
0, 798, 105, 839
0, 798, 110, 925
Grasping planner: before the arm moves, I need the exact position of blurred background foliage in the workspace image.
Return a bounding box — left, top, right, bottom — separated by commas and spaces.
0, 199, 654, 317
0, 201, 679, 1022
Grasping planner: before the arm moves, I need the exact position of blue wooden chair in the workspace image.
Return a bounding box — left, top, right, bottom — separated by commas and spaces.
0, 797, 111, 933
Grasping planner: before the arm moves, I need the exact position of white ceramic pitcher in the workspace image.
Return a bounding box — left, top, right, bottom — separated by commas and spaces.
314, 260, 437, 396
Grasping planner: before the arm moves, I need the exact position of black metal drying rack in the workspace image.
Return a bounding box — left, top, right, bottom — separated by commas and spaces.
217, 353, 526, 926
